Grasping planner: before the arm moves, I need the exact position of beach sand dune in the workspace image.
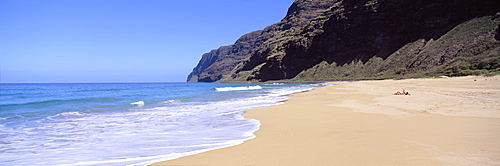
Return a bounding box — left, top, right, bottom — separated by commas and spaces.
152, 76, 500, 165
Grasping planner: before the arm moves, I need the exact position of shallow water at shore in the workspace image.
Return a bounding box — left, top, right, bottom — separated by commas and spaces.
0, 82, 323, 165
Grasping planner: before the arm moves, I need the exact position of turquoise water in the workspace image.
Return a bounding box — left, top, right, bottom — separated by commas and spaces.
0, 82, 323, 165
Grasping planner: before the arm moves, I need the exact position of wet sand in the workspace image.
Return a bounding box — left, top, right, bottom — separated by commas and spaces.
152, 75, 500, 165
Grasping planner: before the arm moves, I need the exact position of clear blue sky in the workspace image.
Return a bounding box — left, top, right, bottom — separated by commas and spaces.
0, 0, 293, 83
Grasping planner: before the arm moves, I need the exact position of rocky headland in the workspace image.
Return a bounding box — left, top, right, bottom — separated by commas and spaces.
187, 0, 500, 82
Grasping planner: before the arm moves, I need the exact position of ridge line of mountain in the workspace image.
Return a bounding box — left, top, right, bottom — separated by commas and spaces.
187, 0, 500, 82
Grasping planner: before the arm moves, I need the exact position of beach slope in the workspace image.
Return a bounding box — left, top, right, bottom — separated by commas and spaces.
152, 76, 500, 165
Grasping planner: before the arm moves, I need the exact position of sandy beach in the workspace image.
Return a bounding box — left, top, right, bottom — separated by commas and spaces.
152, 76, 500, 165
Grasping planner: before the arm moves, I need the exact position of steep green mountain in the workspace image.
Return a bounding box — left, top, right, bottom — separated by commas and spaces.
187, 0, 500, 82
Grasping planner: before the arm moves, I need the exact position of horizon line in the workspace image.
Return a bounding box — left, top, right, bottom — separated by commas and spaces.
0, 81, 190, 84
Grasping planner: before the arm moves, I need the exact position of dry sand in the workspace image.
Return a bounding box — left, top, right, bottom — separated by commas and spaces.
152, 75, 500, 165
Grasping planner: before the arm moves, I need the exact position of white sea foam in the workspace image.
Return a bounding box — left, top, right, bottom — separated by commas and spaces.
0, 83, 323, 166
215, 85, 262, 91
130, 101, 145, 107
1, 99, 265, 165
58, 111, 84, 117
159, 100, 180, 104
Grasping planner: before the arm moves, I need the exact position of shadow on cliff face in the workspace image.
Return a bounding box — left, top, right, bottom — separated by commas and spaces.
255, 0, 499, 81
495, 24, 500, 41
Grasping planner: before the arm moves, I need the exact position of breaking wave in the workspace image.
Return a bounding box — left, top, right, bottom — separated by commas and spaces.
215, 85, 263, 92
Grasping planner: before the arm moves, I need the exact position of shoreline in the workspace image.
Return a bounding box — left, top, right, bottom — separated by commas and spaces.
152, 75, 500, 165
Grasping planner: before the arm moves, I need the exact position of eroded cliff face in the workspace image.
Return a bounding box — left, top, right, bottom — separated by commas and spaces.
187, 0, 337, 82
186, 31, 263, 82
188, 0, 500, 82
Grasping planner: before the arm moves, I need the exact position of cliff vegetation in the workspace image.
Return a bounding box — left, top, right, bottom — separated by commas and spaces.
187, 0, 500, 82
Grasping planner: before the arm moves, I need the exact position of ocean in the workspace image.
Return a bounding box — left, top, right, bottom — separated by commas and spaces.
0, 82, 324, 165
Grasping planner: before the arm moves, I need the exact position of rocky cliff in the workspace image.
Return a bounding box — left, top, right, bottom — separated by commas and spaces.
187, 0, 337, 82
187, 0, 500, 82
